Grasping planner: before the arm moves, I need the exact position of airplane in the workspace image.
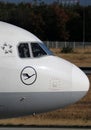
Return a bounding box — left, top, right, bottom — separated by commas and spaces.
0, 21, 90, 118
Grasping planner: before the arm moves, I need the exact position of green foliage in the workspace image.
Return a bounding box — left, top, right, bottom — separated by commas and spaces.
61, 46, 73, 53
0, 1, 90, 41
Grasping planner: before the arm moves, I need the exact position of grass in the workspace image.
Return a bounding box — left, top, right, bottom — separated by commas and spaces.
51, 47, 91, 67
0, 47, 91, 127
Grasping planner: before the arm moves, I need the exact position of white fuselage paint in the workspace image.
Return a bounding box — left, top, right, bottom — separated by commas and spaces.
0, 22, 90, 118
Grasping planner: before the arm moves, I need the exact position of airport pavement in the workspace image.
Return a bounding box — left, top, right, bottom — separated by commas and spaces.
0, 128, 91, 130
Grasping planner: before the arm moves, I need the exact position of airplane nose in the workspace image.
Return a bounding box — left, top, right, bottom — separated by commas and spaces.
72, 65, 90, 101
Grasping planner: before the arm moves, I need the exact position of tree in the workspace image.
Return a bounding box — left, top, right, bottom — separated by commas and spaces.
66, 5, 83, 41
85, 6, 91, 41
0, 1, 90, 42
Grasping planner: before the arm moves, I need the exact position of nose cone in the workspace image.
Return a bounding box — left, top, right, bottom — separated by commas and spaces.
72, 65, 90, 101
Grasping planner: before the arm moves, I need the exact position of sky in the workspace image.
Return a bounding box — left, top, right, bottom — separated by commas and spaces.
0, 0, 90, 6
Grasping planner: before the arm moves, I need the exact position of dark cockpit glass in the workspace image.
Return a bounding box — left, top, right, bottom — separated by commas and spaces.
18, 43, 30, 58
18, 42, 53, 58
31, 43, 47, 57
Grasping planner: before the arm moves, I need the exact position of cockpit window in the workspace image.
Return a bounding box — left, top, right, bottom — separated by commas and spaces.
38, 42, 53, 55
31, 43, 47, 57
18, 42, 53, 59
18, 43, 30, 58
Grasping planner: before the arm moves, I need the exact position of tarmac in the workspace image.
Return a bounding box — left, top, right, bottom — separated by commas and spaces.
0, 127, 91, 130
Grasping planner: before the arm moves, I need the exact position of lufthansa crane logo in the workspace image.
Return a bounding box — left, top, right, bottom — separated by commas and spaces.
20, 66, 37, 85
